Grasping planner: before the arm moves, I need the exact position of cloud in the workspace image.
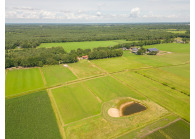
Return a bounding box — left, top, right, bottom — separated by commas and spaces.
130, 7, 140, 18
96, 11, 102, 16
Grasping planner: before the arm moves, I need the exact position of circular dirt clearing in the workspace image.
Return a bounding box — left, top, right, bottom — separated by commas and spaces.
108, 108, 120, 117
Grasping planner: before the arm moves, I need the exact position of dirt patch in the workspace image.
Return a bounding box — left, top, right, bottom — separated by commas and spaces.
108, 108, 120, 117
157, 51, 172, 56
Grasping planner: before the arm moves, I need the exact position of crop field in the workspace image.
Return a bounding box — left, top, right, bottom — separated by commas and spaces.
38, 40, 131, 52
51, 83, 101, 124
41, 65, 77, 87
68, 60, 104, 78
5, 68, 45, 96
113, 71, 190, 121
5, 91, 61, 139
143, 120, 190, 139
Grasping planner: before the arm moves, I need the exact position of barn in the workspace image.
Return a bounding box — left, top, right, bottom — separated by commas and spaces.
147, 48, 159, 52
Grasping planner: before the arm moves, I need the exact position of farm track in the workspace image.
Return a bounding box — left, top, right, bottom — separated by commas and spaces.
39, 68, 47, 86
5, 62, 189, 100
140, 118, 181, 138
47, 89, 66, 139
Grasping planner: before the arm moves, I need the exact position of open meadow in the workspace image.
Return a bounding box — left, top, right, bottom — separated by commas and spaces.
38, 40, 131, 52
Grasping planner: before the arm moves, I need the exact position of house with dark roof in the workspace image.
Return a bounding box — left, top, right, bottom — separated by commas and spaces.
131, 48, 139, 53
147, 48, 159, 52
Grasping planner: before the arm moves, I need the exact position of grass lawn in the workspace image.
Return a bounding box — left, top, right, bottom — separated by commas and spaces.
137, 66, 190, 95
41, 65, 77, 87
68, 59, 104, 78
52, 82, 101, 124
5, 68, 45, 96
5, 91, 61, 139
113, 71, 190, 121
84, 76, 145, 102
38, 40, 131, 52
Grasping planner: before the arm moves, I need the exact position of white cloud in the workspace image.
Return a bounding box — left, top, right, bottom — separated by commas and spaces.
96, 11, 102, 16
130, 7, 140, 18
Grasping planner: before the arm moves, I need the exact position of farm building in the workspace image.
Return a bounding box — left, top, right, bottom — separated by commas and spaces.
147, 48, 159, 52
131, 48, 138, 53
82, 55, 88, 59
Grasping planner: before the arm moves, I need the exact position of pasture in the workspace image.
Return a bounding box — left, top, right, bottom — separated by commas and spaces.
5, 68, 45, 96
5, 91, 61, 139
51, 83, 101, 124
41, 65, 77, 87
68, 60, 104, 78
38, 40, 130, 52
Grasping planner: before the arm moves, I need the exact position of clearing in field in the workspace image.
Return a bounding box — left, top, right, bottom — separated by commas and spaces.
68, 59, 104, 78
113, 71, 190, 121
5, 68, 45, 96
41, 65, 77, 87
51, 82, 101, 124
5, 91, 61, 139
84, 76, 145, 102
38, 40, 130, 52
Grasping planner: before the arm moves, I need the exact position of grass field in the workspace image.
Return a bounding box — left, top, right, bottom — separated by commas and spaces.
41, 65, 77, 87
137, 66, 190, 95
5, 68, 45, 96
68, 60, 104, 78
52, 83, 101, 124
84, 76, 145, 102
38, 40, 131, 52
5, 91, 61, 139
143, 120, 190, 139
113, 71, 190, 121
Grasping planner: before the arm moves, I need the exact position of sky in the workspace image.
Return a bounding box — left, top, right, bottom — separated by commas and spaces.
5, 0, 190, 23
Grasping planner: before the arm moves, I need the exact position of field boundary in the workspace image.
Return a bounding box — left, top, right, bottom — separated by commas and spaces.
47, 89, 66, 139
68, 66, 80, 78
140, 118, 181, 138
39, 68, 47, 86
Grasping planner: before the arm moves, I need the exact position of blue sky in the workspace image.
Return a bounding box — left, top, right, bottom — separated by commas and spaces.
5, 0, 190, 23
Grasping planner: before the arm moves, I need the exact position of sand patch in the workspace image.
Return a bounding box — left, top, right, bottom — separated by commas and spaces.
108, 108, 120, 117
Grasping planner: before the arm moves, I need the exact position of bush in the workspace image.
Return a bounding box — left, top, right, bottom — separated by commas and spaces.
147, 51, 158, 55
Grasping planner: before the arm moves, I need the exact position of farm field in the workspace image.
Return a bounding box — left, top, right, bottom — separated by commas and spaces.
68, 60, 104, 78
113, 71, 190, 121
136, 66, 190, 95
143, 119, 190, 139
41, 65, 77, 87
51, 82, 101, 124
84, 76, 145, 102
38, 40, 131, 52
90, 43, 190, 73
5, 68, 45, 97
5, 91, 61, 139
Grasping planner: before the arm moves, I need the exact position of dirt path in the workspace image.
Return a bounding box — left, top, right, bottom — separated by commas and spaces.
68, 66, 80, 78
140, 118, 181, 138
47, 89, 66, 139
39, 68, 47, 86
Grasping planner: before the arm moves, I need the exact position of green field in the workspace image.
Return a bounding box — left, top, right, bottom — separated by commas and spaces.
84, 76, 145, 102
5, 68, 45, 96
38, 40, 130, 52
137, 66, 190, 95
113, 71, 190, 121
41, 65, 77, 87
143, 120, 190, 139
5, 91, 61, 139
90, 43, 190, 73
52, 83, 101, 124
68, 60, 104, 78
